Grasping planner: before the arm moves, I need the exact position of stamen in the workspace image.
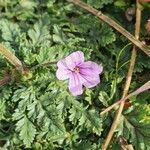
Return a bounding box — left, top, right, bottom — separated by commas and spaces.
73, 67, 80, 73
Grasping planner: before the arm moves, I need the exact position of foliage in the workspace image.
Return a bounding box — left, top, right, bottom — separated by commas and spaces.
0, 0, 150, 149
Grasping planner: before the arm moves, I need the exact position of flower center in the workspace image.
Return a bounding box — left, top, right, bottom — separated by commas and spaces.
73, 67, 80, 73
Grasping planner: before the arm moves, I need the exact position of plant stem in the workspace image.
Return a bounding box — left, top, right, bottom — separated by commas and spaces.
102, 1, 141, 149
0, 74, 11, 86
100, 80, 150, 115
0, 44, 23, 71
66, 0, 150, 56
100, 100, 121, 115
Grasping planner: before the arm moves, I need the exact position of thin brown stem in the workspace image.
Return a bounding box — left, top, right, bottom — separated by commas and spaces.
0, 74, 11, 86
66, 0, 150, 56
0, 44, 23, 71
100, 100, 122, 115
100, 80, 150, 115
102, 1, 141, 149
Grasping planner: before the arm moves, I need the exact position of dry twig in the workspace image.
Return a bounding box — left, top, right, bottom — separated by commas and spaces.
102, 1, 142, 149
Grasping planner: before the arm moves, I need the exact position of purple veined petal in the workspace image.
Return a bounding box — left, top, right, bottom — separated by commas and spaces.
68, 73, 83, 96
78, 73, 100, 88
56, 68, 71, 80
79, 61, 103, 75
56, 59, 71, 80
65, 51, 84, 70
57, 59, 68, 70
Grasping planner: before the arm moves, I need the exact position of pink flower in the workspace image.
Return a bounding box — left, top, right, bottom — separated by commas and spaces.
56, 51, 103, 96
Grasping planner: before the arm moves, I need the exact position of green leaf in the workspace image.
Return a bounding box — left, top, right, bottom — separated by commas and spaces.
52, 25, 66, 44
98, 91, 109, 107
28, 21, 51, 47
86, 0, 113, 8
86, 109, 103, 134
123, 106, 150, 150
0, 19, 20, 42
0, 99, 6, 120
98, 23, 116, 46
114, 0, 128, 8
36, 45, 66, 64
0, 87, 12, 120
16, 115, 36, 148
85, 88, 92, 105
19, 0, 37, 10
69, 100, 102, 135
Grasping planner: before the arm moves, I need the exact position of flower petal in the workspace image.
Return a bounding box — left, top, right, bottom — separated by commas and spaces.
65, 51, 84, 70
69, 73, 83, 96
79, 61, 103, 75
78, 73, 100, 88
56, 59, 71, 80
56, 69, 71, 80
57, 59, 68, 70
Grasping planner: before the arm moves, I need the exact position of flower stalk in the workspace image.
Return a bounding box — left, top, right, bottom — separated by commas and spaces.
0, 44, 23, 71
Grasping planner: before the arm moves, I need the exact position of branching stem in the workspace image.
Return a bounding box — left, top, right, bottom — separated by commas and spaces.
102, 1, 141, 149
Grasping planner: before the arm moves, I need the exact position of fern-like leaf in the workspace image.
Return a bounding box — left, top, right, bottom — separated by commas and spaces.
16, 115, 36, 147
